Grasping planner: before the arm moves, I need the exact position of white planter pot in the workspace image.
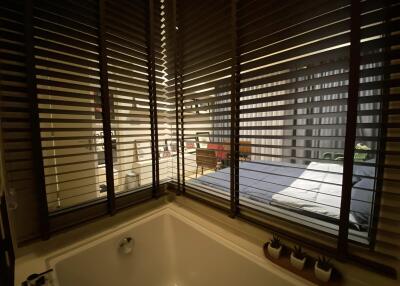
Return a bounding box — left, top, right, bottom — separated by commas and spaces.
267, 244, 282, 259
314, 262, 332, 282
290, 252, 306, 270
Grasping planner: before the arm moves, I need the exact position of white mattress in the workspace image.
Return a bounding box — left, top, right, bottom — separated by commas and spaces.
189, 160, 375, 229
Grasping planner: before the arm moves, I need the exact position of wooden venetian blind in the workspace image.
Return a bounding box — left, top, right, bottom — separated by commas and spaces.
168, 0, 233, 196
33, 0, 105, 212
0, 0, 44, 241
367, 0, 400, 259
167, 0, 398, 263
235, 0, 399, 251
154, 0, 175, 185
34, 0, 165, 214
105, 0, 156, 195
1, 0, 165, 240
162, 0, 179, 183
237, 0, 354, 237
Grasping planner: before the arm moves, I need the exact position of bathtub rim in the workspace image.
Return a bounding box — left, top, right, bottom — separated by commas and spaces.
46, 204, 313, 286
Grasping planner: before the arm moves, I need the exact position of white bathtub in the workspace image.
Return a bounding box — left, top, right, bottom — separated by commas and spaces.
47, 207, 312, 286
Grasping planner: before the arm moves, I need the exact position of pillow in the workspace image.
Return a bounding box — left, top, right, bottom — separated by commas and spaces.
353, 159, 376, 181
306, 161, 343, 173
350, 178, 375, 229
207, 143, 226, 160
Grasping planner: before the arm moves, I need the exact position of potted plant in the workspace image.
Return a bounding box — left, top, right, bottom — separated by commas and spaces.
267, 234, 282, 259
290, 245, 306, 270
314, 256, 333, 282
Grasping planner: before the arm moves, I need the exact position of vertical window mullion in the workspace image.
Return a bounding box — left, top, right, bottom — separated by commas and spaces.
24, 0, 50, 239
98, 0, 116, 214
147, 0, 156, 195
172, 0, 182, 194
179, 66, 185, 192
177, 0, 185, 193
230, 0, 240, 217
337, 0, 361, 258
153, 0, 160, 195
147, 0, 160, 197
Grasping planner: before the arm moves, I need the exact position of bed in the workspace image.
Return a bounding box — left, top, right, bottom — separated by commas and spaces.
187, 160, 375, 231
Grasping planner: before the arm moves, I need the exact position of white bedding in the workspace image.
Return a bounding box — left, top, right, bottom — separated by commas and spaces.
189, 160, 375, 229
271, 161, 374, 227
269, 162, 345, 222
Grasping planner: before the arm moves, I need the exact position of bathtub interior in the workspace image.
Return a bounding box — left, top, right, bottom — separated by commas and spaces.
51, 214, 174, 286
48, 211, 309, 286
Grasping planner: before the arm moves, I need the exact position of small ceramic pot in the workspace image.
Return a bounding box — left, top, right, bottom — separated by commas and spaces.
267, 244, 282, 259
314, 261, 332, 282
290, 252, 306, 270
